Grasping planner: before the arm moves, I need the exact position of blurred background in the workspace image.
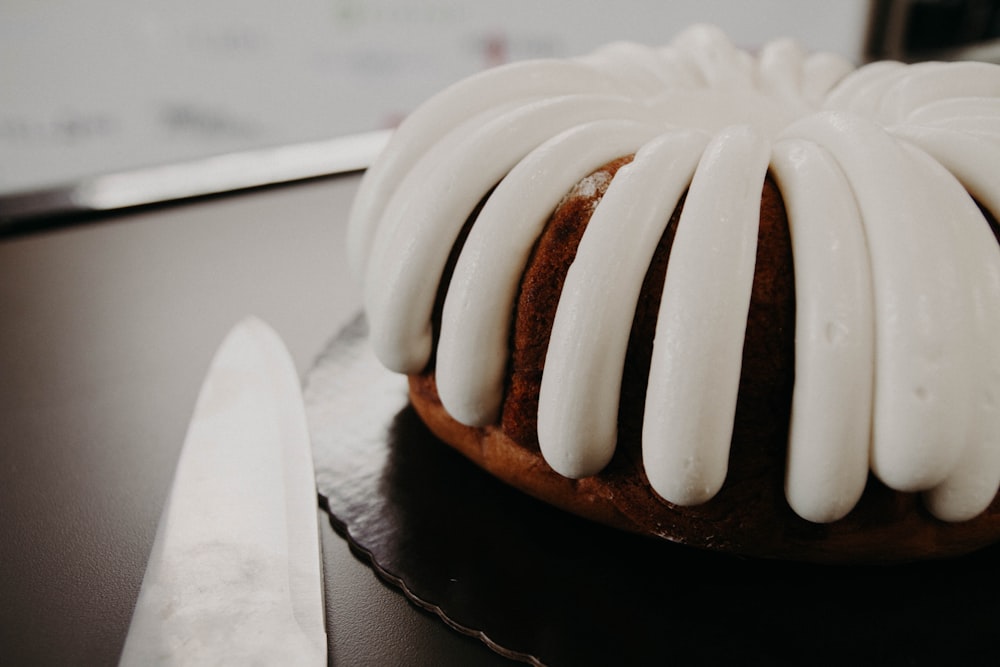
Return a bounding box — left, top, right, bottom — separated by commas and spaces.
3, 0, 1000, 224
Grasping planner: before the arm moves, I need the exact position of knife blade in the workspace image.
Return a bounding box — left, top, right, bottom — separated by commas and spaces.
119, 317, 326, 666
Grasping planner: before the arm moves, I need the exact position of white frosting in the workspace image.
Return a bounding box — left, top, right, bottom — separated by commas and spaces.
800, 52, 856, 105
347, 24, 1000, 524
537, 129, 709, 478
756, 38, 809, 101
770, 139, 873, 523
889, 125, 1000, 215
823, 60, 906, 114
642, 126, 769, 506
347, 59, 639, 277
899, 142, 1000, 520
437, 119, 665, 426
780, 112, 975, 493
873, 61, 1000, 124
364, 94, 664, 373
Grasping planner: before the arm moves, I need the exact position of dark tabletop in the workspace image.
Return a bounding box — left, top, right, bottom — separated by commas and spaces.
0, 176, 514, 666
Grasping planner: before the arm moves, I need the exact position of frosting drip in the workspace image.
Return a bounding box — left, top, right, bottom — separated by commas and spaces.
641, 126, 769, 506
349, 24, 1000, 523
537, 128, 710, 479
770, 139, 873, 523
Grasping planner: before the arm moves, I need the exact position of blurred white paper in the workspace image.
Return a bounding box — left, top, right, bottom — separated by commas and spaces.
0, 0, 870, 197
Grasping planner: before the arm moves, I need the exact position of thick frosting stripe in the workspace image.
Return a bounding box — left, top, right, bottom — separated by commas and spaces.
905, 97, 1000, 124
770, 139, 873, 523
536, 130, 709, 478
896, 143, 1000, 520
876, 61, 1000, 123
642, 126, 769, 506
782, 112, 974, 492
653, 47, 708, 89
889, 126, 1000, 217
346, 59, 632, 277
669, 24, 756, 90
822, 60, 906, 113
578, 42, 683, 93
911, 115, 1000, 136
363, 99, 536, 285
436, 119, 664, 426
800, 52, 854, 105
756, 38, 808, 101
365, 94, 660, 374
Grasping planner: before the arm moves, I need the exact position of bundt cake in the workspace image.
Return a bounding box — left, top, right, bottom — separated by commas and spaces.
345, 24, 1000, 561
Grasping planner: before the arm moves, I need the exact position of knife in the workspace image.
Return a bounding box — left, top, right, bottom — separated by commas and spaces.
119, 318, 327, 666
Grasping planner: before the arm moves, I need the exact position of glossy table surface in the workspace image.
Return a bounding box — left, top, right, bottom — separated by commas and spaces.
0, 176, 513, 666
